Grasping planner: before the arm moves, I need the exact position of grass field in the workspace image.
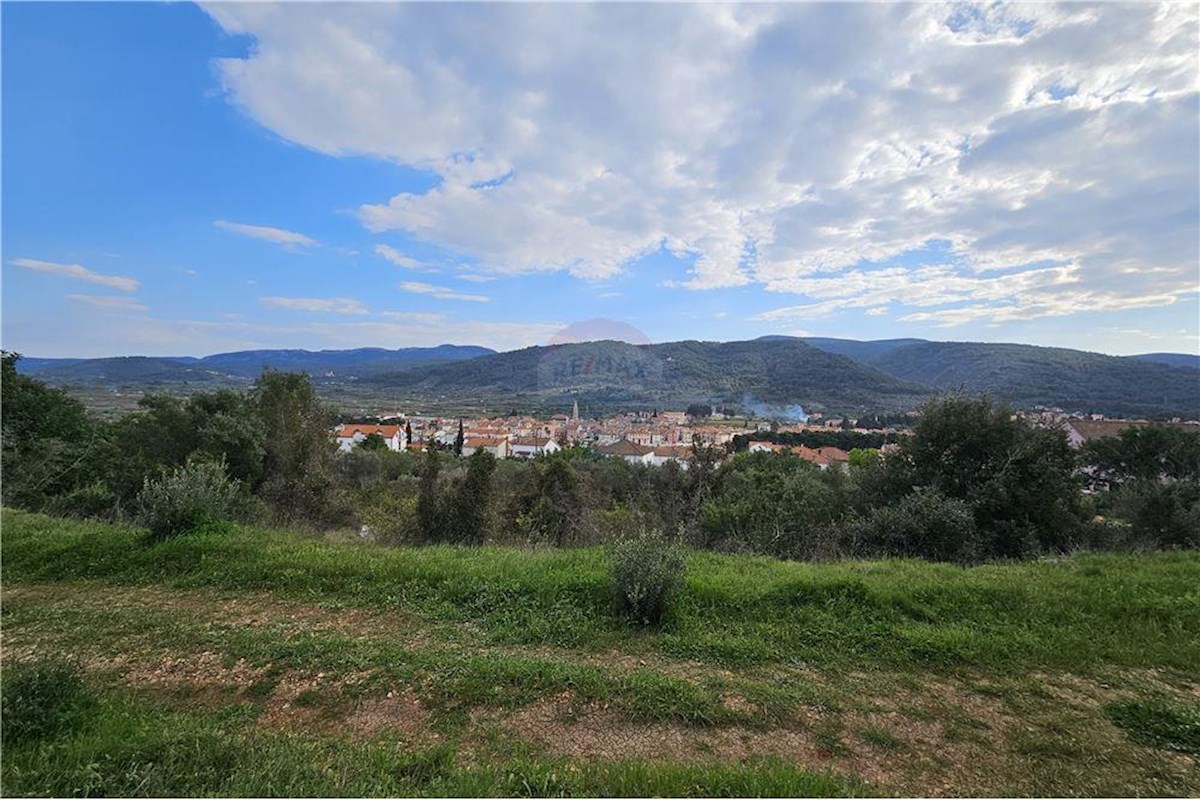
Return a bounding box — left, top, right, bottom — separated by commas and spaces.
3, 508, 1198, 796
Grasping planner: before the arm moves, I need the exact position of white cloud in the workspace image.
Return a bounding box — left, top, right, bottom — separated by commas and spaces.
214, 219, 316, 248
381, 310, 446, 324
458, 273, 495, 283
208, 3, 1198, 320
68, 294, 148, 312
375, 244, 433, 270
261, 296, 369, 314
12, 257, 139, 291
398, 281, 491, 302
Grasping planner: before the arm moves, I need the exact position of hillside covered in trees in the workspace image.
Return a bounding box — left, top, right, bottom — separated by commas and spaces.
867, 341, 1200, 419
16, 337, 1200, 419
370, 338, 930, 415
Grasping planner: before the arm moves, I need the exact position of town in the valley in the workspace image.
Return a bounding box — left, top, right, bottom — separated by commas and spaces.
332, 399, 1189, 469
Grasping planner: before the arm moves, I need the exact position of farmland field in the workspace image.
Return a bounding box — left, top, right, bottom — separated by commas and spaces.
2, 509, 1198, 797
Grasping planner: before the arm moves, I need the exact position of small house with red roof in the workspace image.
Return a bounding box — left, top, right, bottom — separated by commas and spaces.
334, 423, 408, 453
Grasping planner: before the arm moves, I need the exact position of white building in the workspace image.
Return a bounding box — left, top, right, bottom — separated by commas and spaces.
464, 436, 509, 459
335, 423, 407, 453
510, 436, 561, 459
646, 444, 693, 469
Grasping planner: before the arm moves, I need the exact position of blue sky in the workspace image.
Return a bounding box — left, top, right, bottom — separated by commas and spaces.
3, 2, 1197, 358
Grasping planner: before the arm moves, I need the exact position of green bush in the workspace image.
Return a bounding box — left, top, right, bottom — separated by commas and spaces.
1115, 479, 1200, 550
610, 532, 686, 626
1, 659, 93, 745
354, 491, 420, 545
44, 481, 119, 520
135, 458, 242, 543
853, 486, 982, 564
699, 453, 851, 559
872, 395, 1083, 559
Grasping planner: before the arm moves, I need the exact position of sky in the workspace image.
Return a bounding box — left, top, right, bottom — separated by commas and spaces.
2, 2, 1198, 358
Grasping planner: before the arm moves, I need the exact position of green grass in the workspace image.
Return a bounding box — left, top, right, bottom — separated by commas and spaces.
1, 686, 858, 798
1106, 699, 1200, 754
0, 592, 749, 725
1, 660, 95, 746
859, 726, 905, 750
4, 509, 1200, 797
4, 509, 1200, 673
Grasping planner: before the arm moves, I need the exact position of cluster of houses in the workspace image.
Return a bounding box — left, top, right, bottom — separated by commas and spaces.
1019, 410, 1199, 449
332, 411, 869, 473
333, 403, 759, 462
594, 439, 699, 468
745, 441, 852, 470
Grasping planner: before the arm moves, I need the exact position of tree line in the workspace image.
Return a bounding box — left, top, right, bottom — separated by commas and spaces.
4, 352, 1197, 562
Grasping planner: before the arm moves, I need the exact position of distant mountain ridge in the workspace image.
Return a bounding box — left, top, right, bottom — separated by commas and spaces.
795, 337, 928, 363
17, 345, 496, 384
13, 337, 1199, 418
801, 337, 1200, 419
369, 338, 930, 414
1132, 352, 1200, 371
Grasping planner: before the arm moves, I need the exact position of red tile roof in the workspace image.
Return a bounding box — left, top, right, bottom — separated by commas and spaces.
465, 437, 506, 449
598, 439, 653, 457
817, 446, 850, 462
338, 424, 401, 439
791, 445, 832, 465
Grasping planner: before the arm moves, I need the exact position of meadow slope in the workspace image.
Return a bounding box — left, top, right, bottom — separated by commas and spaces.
3, 509, 1198, 797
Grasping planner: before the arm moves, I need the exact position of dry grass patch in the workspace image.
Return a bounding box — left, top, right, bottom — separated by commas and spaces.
5, 582, 418, 641
346, 688, 438, 742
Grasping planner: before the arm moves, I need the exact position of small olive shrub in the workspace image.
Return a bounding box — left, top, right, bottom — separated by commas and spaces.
136, 458, 242, 542
1, 659, 93, 745
610, 531, 687, 626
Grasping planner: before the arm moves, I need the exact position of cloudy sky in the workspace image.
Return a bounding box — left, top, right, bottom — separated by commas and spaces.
3, 2, 1197, 358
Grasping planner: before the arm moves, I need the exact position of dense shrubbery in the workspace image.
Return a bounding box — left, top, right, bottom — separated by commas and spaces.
610, 532, 687, 626
864, 395, 1085, 558
852, 487, 981, 564
5, 351, 1198, 564
3, 354, 344, 531
698, 452, 849, 559
2, 354, 98, 512
1081, 424, 1200, 551
1112, 480, 1200, 550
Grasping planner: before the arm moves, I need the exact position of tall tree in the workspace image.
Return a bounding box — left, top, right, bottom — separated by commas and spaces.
531, 455, 581, 547
416, 446, 442, 541
454, 419, 465, 456
1082, 425, 1200, 489
1, 352, 98, 510
252, 370, 341, 524
876, 395, 1082, 558
448, 448, 496, 544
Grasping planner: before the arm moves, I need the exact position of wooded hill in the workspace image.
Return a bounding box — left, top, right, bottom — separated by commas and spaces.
369, 338, 930, 415
14, 336, 1199, 419
802, 338, 1200, 419
17, 345, 496, 386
